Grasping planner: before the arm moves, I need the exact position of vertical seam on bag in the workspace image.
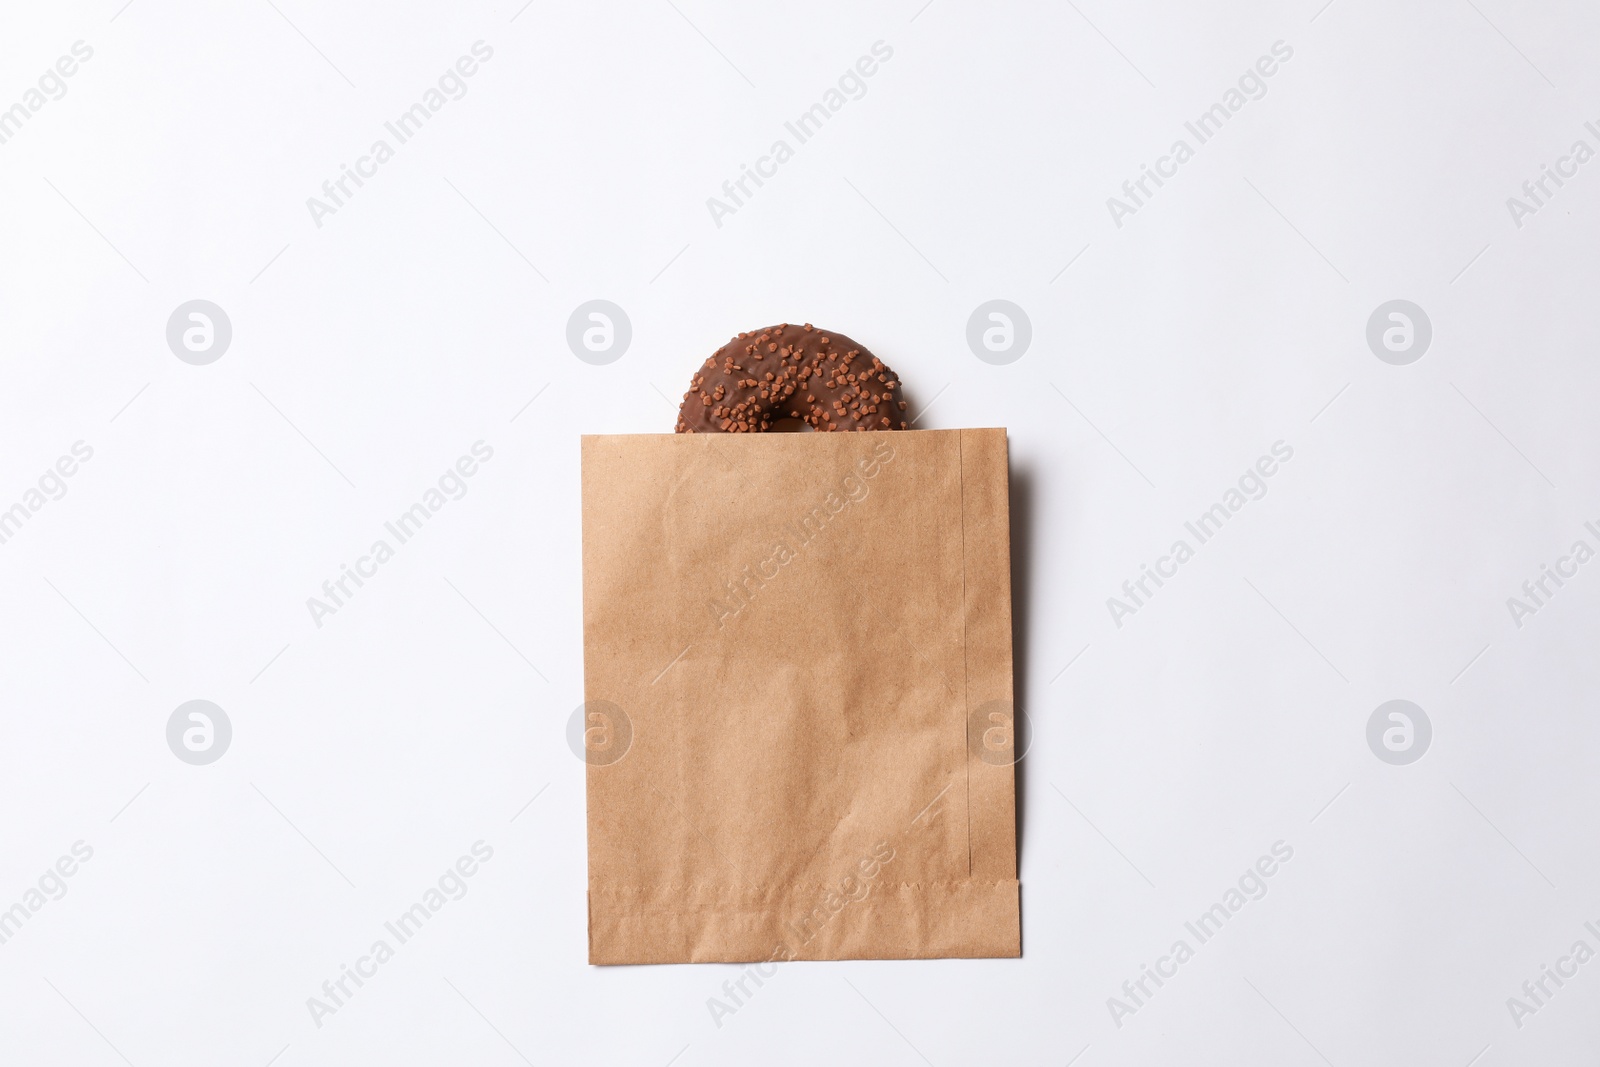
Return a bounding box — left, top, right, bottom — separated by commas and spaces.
958, 430, 972, 877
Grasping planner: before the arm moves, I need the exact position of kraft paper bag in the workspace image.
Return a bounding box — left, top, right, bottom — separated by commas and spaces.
579, 428, 1020, 964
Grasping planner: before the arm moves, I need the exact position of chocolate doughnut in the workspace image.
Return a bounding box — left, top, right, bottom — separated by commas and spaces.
675, 323, 910, 433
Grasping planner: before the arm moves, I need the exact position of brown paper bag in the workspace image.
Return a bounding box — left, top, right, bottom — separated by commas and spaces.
580, 428, 1019, 964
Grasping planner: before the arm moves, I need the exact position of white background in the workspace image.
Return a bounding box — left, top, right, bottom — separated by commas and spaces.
1, 0, 1597, 1064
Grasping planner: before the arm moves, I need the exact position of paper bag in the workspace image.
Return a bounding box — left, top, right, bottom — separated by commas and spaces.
580, 428, 1020, 964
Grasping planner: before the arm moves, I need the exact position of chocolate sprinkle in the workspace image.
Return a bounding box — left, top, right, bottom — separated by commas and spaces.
676, 324, 910, 434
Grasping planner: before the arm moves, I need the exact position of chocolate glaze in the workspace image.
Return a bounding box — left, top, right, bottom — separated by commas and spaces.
675, 323, 910, 433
